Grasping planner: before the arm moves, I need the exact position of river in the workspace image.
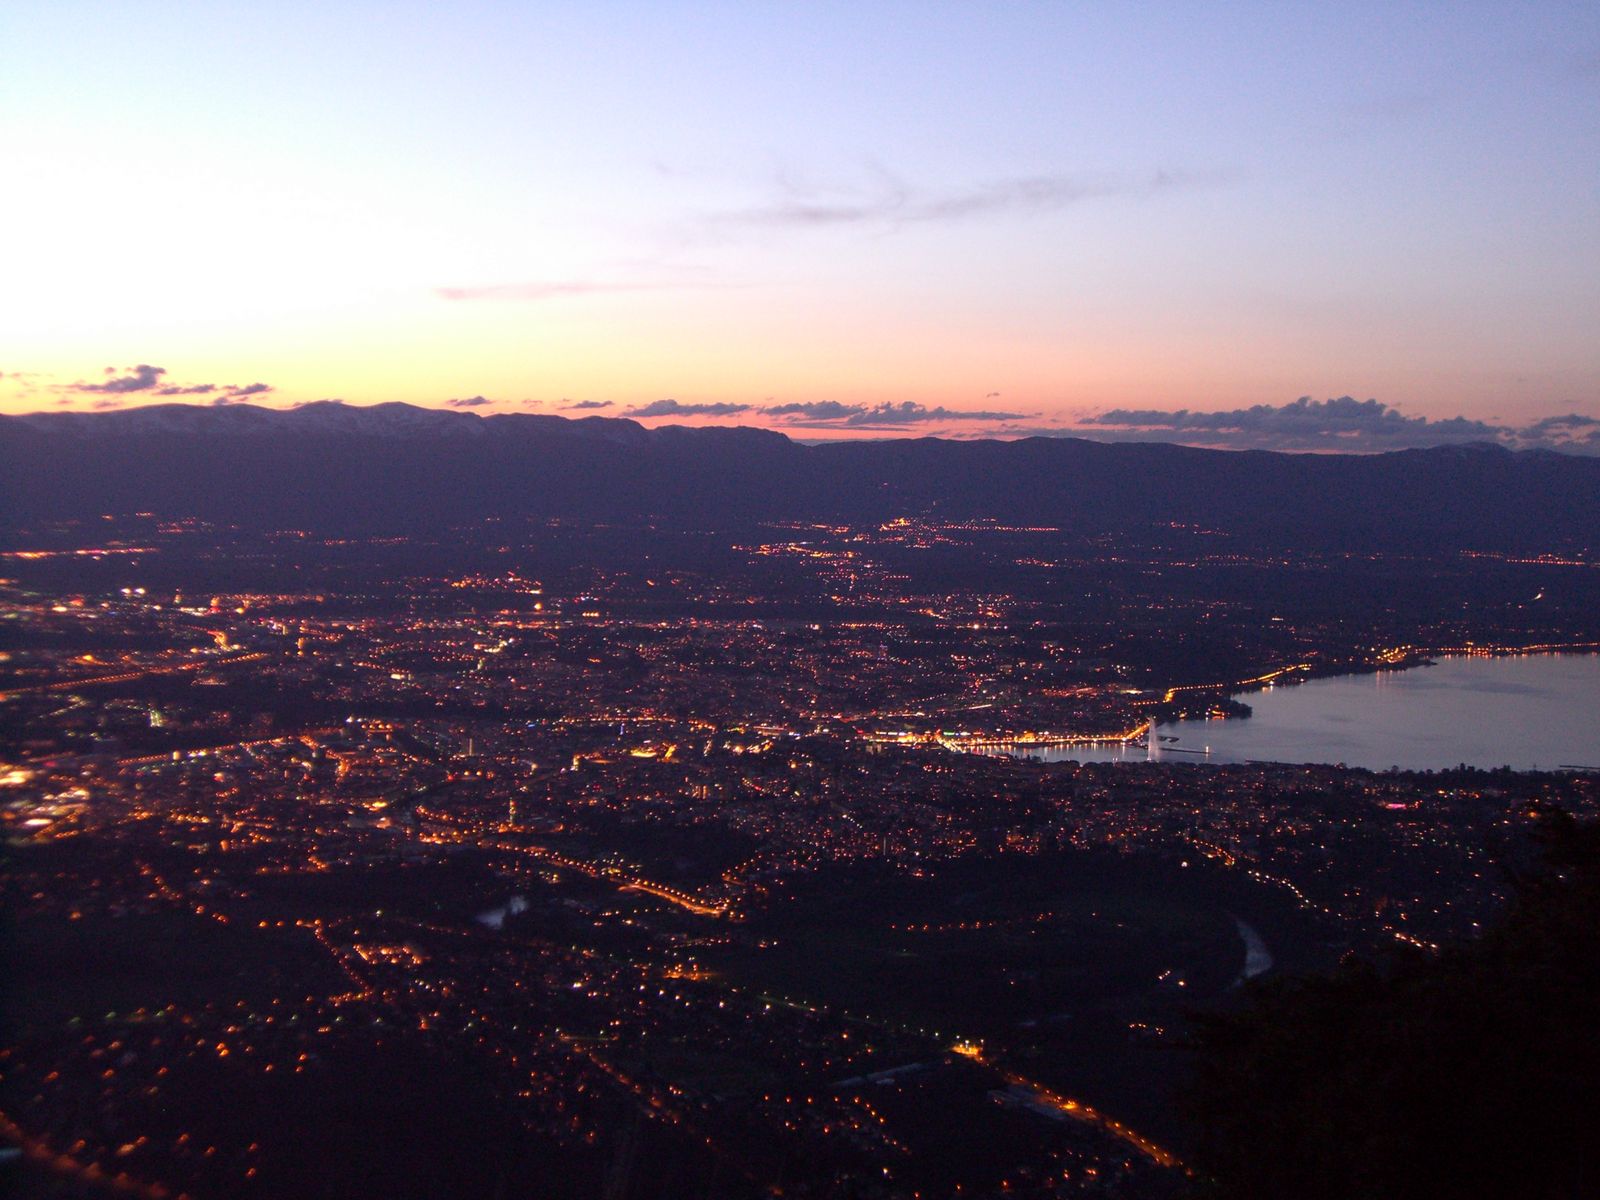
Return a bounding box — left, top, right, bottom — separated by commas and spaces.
1021, 653, 1600, 773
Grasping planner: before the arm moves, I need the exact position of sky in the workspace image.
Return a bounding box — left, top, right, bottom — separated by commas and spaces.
3, 1, 1598, 451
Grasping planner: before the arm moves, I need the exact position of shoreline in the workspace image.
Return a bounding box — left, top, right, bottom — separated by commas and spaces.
1155, 642, 1600, 728
1141, 647, 1600, 774
901, 645, 1600, 765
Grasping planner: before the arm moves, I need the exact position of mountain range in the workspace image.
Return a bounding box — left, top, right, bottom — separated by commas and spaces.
4, 401, 1597, 552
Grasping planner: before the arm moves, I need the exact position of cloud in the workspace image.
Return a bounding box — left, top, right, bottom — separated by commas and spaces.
1515, 414, 1600, 453
1519, 413, 1600, 441
762, 400, 868, 422
764, 400, 1028, 428
1079, 396, 1506, 450
76, 364, 167, 393
711, 169, 1221, 233
627, 398, 753, 418
205, 382, 273, 404
0, 368, 46, 397
561, 399, 614, 410
446, 395, 493, 408
614, 397, 1030, 428
56, 365, 273, 402
1058, 396, 1600, 454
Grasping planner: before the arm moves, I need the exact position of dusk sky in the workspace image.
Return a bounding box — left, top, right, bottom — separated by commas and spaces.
5, 1, 1598, 450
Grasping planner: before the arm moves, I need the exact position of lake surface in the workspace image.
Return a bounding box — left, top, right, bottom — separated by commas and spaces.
1024, 653, 1600, 772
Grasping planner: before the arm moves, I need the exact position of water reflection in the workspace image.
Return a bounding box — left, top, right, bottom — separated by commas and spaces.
1020, 654, 1600, 773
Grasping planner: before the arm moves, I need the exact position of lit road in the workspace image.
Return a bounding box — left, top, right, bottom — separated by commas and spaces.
953, 1046, 1184, 1171
414, 806, 731, 917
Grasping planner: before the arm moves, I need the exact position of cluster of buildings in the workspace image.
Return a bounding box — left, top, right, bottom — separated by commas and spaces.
3, 514, 1596, 1198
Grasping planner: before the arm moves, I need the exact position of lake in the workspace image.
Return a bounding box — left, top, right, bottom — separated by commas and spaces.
1023, 653, 1600, 773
